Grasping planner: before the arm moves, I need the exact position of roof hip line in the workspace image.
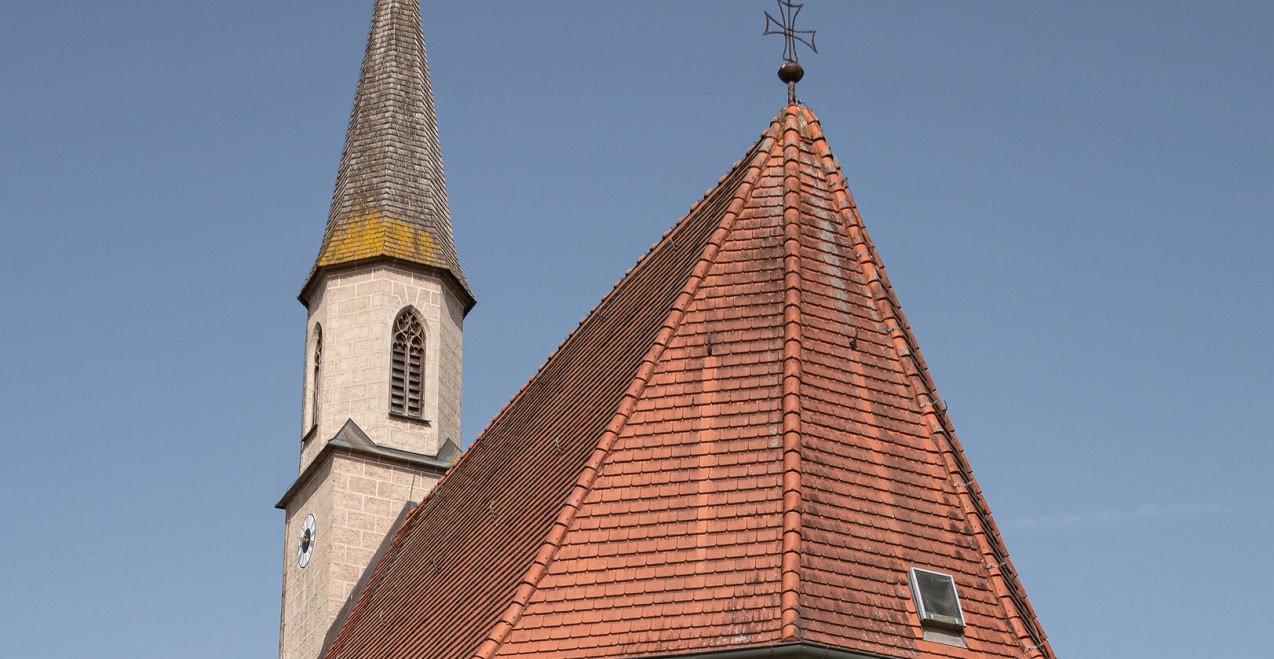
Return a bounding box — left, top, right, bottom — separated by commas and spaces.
778, 104, 806, 641
470, 135, 779, 659
799, 106, 1054, 659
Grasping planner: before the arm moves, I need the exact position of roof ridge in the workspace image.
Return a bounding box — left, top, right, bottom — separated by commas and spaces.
798, 105, 1054, 659
471, 125, 782, 659
777, 104, 806, 642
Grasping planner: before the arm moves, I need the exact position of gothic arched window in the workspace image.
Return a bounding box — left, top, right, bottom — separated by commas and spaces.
390, 308, 426, 419
311, 324, 323, 429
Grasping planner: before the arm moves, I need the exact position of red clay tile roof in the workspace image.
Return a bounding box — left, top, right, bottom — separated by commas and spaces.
303, 0, 472, 307
322, 103, 1054, 659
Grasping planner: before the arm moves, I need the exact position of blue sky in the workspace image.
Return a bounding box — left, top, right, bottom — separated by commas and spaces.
1, 1, 1271, 657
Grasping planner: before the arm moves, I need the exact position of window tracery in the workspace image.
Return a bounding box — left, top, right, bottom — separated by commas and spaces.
390, 309, 426, 418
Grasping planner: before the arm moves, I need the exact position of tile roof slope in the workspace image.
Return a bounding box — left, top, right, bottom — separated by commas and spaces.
321, 114, 773, 659
786, 107, 1053, 658
303, 0, 472, 306
323, 103, 1054, 659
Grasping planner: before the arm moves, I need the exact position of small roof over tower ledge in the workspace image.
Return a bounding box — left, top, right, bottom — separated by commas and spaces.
302, 0, 473, 308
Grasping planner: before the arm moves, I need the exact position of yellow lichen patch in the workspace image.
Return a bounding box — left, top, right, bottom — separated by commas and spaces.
317, 207, 438, 268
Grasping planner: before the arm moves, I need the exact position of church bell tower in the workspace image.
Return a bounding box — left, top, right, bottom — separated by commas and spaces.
276, 2, 473, 657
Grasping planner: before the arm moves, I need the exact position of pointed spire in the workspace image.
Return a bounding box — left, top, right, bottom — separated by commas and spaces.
304, 0, 473, 308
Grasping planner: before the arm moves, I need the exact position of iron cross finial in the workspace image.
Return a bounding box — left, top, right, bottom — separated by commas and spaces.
763, 0, 817, 64
763, 1, 817, 99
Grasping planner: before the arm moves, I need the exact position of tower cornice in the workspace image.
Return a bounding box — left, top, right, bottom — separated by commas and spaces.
276, 419, 456, 511
298, 256, 475, 313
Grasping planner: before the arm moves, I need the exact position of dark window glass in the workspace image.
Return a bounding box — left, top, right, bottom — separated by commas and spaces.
909, 568, 965, 631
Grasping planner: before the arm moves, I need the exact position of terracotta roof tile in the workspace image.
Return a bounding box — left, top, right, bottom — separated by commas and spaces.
322, 103, 1054, 659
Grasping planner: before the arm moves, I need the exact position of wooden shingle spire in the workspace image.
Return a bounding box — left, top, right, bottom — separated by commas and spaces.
303, 0, 472, 307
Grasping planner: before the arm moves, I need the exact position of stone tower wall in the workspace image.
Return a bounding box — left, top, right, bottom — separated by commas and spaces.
280, 451, 442, 659
279, 261, 462, 659
300, 263, 464, 472
278, 460, 335, 659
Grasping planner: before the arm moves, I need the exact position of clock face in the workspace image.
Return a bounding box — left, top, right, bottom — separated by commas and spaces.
297, 514, 316, 568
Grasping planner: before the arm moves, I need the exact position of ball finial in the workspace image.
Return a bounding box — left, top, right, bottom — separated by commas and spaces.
778, 61, 805, 84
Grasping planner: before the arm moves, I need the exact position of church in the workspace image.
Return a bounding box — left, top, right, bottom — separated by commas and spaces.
276, 1, 1054, 658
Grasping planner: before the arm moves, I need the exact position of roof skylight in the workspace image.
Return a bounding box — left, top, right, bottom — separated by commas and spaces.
908, 567, 966, 632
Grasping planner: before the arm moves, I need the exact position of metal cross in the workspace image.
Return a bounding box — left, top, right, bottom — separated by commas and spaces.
763, 0, 817, 63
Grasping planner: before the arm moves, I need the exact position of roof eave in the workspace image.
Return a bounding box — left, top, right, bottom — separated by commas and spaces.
622, 641, 901, 659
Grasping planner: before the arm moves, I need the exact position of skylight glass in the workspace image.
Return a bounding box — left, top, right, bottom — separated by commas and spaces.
909, 567, 966, 631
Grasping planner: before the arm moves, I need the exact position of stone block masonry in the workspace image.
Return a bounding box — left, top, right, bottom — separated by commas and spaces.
299, 263, 465, 472
283, 262, 462, 659
280, 448, 443, 659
